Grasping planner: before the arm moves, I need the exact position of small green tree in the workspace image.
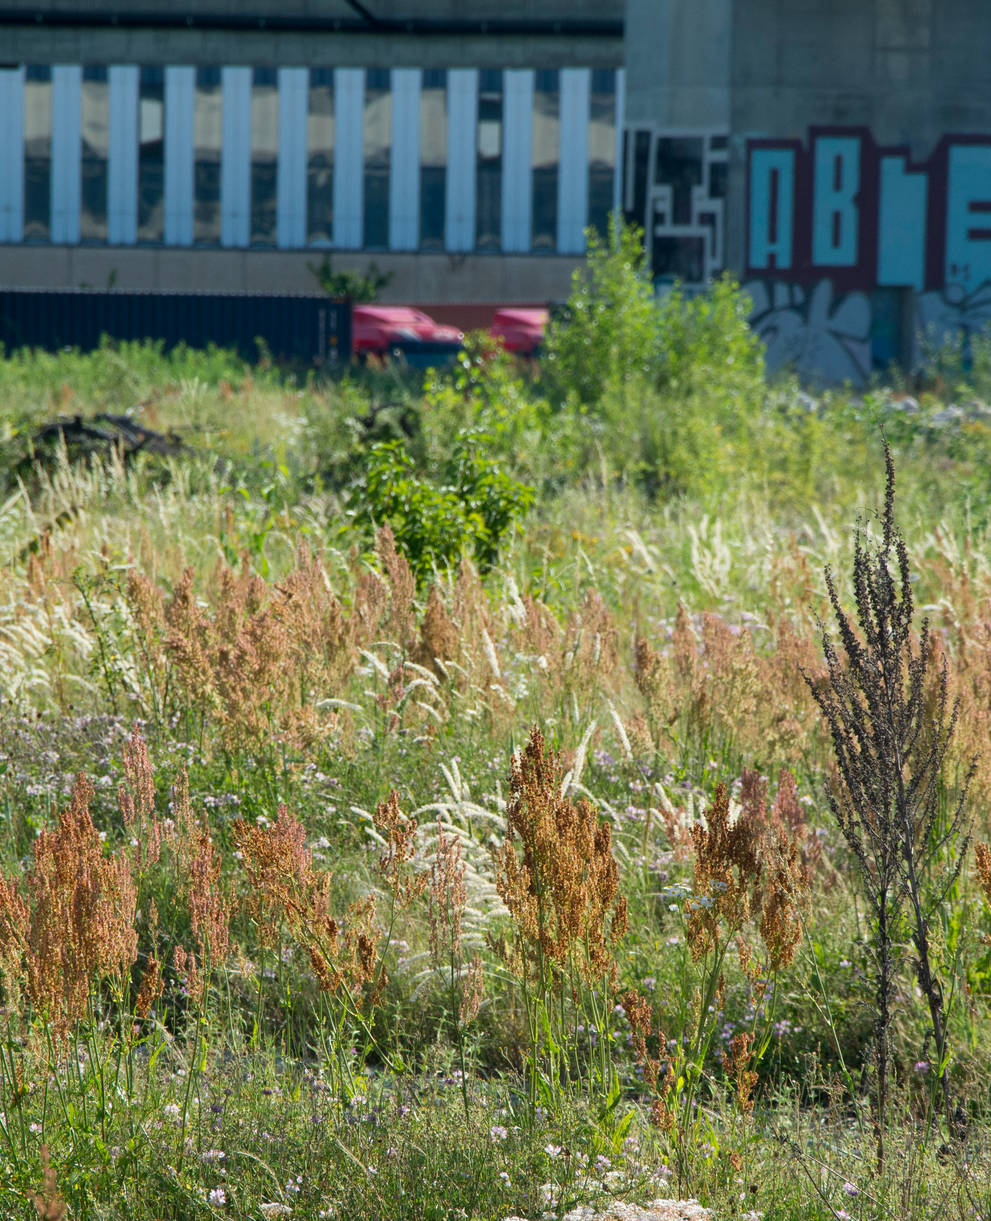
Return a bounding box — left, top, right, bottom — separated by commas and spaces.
308, 253, 393, 303
543, 213, 659, 408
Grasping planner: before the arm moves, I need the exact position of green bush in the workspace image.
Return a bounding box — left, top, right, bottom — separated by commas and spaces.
543, 214, 659, 409
346, 430, 534, 580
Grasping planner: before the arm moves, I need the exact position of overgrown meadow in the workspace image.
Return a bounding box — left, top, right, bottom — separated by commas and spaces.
4, 224, 991, 1220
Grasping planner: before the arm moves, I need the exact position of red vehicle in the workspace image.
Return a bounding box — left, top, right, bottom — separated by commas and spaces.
487, 307, 549, 356
351, 305, 464, 367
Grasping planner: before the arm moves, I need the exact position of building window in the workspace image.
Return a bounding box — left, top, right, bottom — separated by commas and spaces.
80, 65, 109, 242
194, 67, 222, 245
476, 69, 502, 251
250, 66, 278, 246
419, 68, 446, 251
138, 66, 164, 242
532, 69, 559, 252
363, 68, 391, 249
24, 65, 51, 242
588, 68, 617, 238
306, 68, 333, 245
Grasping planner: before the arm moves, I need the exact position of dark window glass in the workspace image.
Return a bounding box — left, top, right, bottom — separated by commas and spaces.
80, 66, 109, 242
250, 66, 278, 245
588, 68, 616, 239
655, 136, 703, 224
307, 68, 334, 245
531, 69, 559, 251
24, 65, 51, 241
138, 66, 164, 242
625, 128, 650, 230
194, 66, 222, 244
476, 69, 502, 251
652, 232, 705, 283
363, 68, 390, 249
419, 69, 446, 251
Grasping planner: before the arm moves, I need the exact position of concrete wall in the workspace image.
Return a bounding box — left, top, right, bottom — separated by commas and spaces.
0, 245, 582, 303
0, 0, 623, 68
624, 0, 730, 129
724, 0, 991, 271
729, 0, 991, 148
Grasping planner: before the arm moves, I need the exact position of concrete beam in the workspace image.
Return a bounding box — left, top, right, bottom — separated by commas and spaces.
0, 244, 585, 303
0, 25, 622, 68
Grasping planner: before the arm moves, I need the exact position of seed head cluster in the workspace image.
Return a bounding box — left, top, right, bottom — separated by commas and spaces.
496, 726, 627, 987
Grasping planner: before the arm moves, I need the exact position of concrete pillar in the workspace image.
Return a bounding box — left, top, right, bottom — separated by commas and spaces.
221, 66, 252, 248
446, 68, 478, 252
0, 68, 25, 243
108, 66, 139, 245
277, 67, 308, 249
558, 67, 591, 253
51, 65, 82, 245
389, 68, 421, 251
164, 66, 195, 245
501, 69, 534, 253
333, 67, 364, 249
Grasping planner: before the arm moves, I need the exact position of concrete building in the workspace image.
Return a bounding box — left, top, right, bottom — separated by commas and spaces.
5, 0, 991, 379
0, 1, 623, 309
622, 0, 991, 381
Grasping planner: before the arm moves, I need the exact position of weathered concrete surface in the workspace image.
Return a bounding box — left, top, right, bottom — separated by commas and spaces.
0, 0, 623, 67
623, 0, 730, 129
0, 245, 582, 303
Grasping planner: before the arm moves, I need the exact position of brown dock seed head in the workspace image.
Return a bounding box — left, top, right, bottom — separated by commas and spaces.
33, 1145, 66, 1221
119, 723, 155, 831
459, 954, 485, 1025
0, 875, 30, 1006
497, 726, 627, 986
688, 781, 808, 971
134, 955, 163, 1019
687, 784, 760, 959
724, 1031, 758, 1116
429, 819, 467, 965
374, 791, 426, 907
413, 584, 460, 677
187, 822, 230, 968
233, 804, 329, 943
234, 807, 382, 1001
25, 775, 138, 1038
977, 843, 991, 907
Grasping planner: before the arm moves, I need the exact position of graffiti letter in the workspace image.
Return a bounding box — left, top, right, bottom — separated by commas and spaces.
812, 136, 860, 266
749, 147, 794, 270
945, 143, 991, 292
877, 155, 927, 290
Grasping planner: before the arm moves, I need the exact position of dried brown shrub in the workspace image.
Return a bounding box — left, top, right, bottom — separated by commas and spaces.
0, 776, 139, 1039
377, 525, 417, 651
412, 584, 460, 677
496, 726, 627, 988
688, 782, 808, 973
976, 842, 991, 907
373, 791, 426, 908
233, 805, 380, 1001
127, 549, 359, 750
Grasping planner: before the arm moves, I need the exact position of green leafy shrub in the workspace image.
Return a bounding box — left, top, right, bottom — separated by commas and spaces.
347, 430, 534, 580
543, 214, 660, 409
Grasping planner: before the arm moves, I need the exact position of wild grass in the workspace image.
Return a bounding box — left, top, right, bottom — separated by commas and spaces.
4, 258, 991, 1218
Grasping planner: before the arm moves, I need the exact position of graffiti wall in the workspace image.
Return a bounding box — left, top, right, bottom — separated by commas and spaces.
623, 125, 727, 285
623, 123, 991, 384
745, 126, 991, 382
746, 126, 991, 295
